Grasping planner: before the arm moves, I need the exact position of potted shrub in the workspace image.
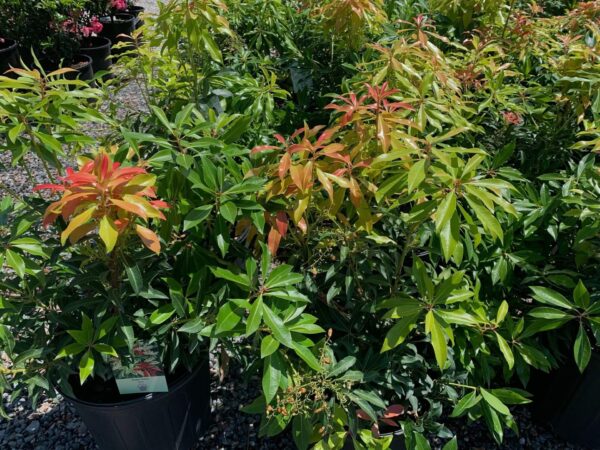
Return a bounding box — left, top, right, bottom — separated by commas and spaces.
0, 0, 92, 75
0, 151, 211, 450
62, 10, 112, 75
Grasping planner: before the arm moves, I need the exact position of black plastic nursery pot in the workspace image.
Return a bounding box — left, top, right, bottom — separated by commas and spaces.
100, 13, 136, 55
79, 36, 112, 75
66, 54, 94, 82
530, 351, 600, 449
0, 38, 19, 75
127, 5, 146, 29
63, 358, 211, 450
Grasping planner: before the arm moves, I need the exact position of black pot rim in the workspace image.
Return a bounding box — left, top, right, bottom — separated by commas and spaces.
81, 36, 112, 50
72, 53, 93, 68
128, 5, 145, 12
100, 13, 136, 24
0, 38, 18, 53
61, 358, 208, 410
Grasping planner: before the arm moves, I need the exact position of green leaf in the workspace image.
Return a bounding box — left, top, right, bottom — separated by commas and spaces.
266, 265, 303, 289
246, 296, 264, 336
211, 267, 250, 290
262, 304, 293, 347
149, 305, 175, 325
414, 433, 432, 450
215, 302, 243, 334
412, 257, 434, 299
529, 307, 571, 319
263, 352, 284, 403
260, 335, 279, 358
439, 214, 459, 262
201, 30, 223, 62
93, 343, 117, 357
353, 389, 386, 409
496, 300, 509, 324
178, 317, 205, 334
379, 295, 422, 317
530, 286, 574, 310
292, 415, 312, 450
425, 311, 447, 369
574, 324, 591, 373
183, 205, 213, 231
466, 196, 503, 242
573, 280, 590, 309
10, 238, 47, 258
450, 391, 480, 417
489, 388, 532, 405
291, 341, 321, 371
480, 388, 511, 416
481, 401, 503, 444
35, 132, 64, 154
408, 159, 427, 192
124, 263, 143, 295
8, 122, 25, 143
99, 216, 119, 253
219, 202, 238, 225
97, 316, 118, 340
442, 437, 458, 450
495, 332, 514, 370
166, 278, 186, 317
327, 356, 356, 378
5, 249, 25, 278
79, 351, 94, 384
381, 314, 419, 352
435, 192, 456, 232
55, 343, 86, 359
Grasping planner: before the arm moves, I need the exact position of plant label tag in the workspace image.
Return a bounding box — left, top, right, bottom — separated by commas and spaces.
111, 341, 168, 395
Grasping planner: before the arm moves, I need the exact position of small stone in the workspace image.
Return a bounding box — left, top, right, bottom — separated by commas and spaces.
519, 437, 526, 445
77, 423, 87, 434
26, 419, 41, 433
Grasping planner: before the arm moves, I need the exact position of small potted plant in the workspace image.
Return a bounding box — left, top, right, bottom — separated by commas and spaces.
62, 10, 112, 75
0, 150, 211, 450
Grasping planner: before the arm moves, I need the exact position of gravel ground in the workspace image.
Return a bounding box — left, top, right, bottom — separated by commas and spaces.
0, 1, 594, 450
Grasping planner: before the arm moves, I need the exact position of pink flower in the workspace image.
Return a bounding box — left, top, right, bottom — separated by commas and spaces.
61, 19, 77, 33
82, 26, 92, 37
90, 16, 103, 34
502, 111, 523, 126
111, 0, 127, 10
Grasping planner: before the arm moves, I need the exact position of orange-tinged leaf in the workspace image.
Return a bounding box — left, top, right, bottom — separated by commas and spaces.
61, 206, 96, 245
126, 173, 157, 188
377, 114, 391, 152
268, 228, 282, 255
349, 177, 363, 207
99, 216, 119, 253
289, 164, 306, 191
278, 152, 291, 179
122, 195, 164, 219
48, 67, 77, 77
316, 168, 334, 202
110, 198, 148, 219
68, 222, 96, 244
136, 225, 161, 254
